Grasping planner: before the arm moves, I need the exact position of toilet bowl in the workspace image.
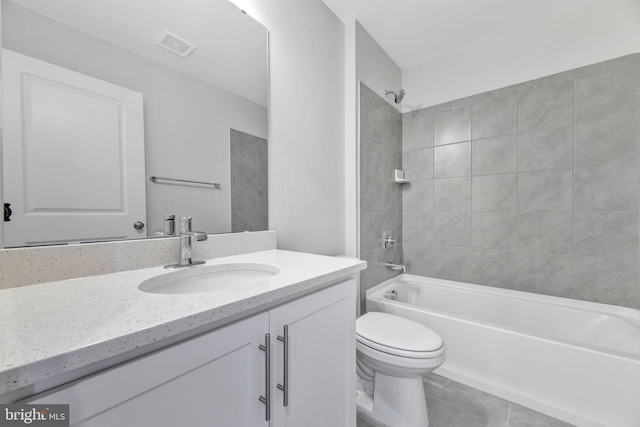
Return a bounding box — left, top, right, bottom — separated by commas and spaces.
356, 312, 445, 427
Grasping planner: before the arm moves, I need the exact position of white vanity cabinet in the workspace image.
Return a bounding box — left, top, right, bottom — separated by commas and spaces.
26, 278, 356, 427
269, 279, 355, 427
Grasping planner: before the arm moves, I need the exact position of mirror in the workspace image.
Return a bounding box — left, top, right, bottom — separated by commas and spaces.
0, 0, 268, 248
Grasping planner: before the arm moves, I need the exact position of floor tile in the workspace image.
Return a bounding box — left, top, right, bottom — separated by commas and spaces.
356, 375, 575, 427
508, 403, 575, 427
429, 380, 509, 427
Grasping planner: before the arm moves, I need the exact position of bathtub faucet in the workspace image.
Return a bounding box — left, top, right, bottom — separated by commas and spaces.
385, 262, 407, 273
384, 290, 399, 300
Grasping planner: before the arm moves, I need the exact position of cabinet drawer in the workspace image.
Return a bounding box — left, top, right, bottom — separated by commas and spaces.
27, 312, 269, 427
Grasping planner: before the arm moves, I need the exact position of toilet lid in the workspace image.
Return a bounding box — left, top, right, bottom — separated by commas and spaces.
356, 312, 443, 356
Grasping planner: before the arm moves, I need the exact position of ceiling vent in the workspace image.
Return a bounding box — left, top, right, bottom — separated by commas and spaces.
155, 31, 197, 58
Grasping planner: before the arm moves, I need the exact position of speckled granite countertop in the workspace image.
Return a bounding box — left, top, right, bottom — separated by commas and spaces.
0, 249, 365, 396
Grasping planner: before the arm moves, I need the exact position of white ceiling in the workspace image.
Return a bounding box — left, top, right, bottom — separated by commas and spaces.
322, 0, 589, 70
9, 0, 268, 106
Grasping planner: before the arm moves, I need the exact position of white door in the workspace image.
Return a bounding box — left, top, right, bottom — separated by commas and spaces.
28, 312, 270, 427
2, 49, 146, 247
269, 280, 357, 427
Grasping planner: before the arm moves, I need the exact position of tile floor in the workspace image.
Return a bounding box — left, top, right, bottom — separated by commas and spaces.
357, 373, 575, 427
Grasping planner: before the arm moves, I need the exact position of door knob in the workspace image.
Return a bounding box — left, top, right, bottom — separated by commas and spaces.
133, 221, 145, 230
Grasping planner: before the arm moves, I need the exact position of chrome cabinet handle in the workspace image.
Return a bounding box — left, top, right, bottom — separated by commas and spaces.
258, 333, 271, 421
277, 325, 289, 407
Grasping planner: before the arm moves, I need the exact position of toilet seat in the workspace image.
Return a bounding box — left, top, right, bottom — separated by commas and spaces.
356, 335, 444, 359
356, 339, 445, 372
356, 312, 444, 359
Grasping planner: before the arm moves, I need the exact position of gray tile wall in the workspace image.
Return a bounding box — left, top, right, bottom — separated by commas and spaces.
230, 129, 268, 232
401, 53, 640, 309
359, 83, 403, 308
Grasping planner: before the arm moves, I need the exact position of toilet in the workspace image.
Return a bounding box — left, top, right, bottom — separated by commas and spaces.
356, 312, 445, 427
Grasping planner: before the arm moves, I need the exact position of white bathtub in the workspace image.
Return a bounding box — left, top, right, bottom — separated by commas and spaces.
366, 274, 640, 427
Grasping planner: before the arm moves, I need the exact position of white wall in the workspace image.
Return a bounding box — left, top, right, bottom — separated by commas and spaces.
343, 21, 402, 258
230, 0, 347, 255
2, 1, 267, 237
402, 0, 640, 110
344, 20, 358, 257
356, 22, 402, 112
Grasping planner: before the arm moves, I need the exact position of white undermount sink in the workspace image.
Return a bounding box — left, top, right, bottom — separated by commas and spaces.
138, 263, 280, 295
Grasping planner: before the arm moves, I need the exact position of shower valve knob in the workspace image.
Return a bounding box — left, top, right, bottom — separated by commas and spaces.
383, 231, 396, 249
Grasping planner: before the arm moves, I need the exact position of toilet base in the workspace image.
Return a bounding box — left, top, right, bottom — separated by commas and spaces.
373, 372, 429, 427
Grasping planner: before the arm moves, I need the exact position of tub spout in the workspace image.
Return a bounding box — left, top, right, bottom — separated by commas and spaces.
384, 290, 399, 300
385, 262, 406, 273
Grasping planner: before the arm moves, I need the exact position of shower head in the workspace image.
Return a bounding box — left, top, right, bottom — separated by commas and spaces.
385, 89, 405, 104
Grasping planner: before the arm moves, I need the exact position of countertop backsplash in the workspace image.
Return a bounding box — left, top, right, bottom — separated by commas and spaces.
0, 230, 277, 290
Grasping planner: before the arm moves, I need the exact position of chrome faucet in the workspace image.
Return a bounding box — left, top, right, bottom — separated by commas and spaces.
165, 216, 208, 268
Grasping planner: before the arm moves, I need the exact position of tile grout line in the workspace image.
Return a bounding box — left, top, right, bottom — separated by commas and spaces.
572, 78, 576, 298
637, 60, 640, 310
431, 113, 435, 270
516, 90, 521, 292
470, 106, 476, 279
430, 380, 447, 419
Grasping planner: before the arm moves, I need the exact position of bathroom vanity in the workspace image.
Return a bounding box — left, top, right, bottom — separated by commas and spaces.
0, 249, 365, 426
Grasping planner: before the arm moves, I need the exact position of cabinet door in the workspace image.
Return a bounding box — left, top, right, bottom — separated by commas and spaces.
269, 279, 356, 427
28, 313, 270, 427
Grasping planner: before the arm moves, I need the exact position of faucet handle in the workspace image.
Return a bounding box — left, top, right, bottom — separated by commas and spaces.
164, 215, 176, 236
383, 231, 396, 249
180, 216, 193, 232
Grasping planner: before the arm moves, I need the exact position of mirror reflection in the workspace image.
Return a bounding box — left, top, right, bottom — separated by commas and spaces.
1, 0, 268, 248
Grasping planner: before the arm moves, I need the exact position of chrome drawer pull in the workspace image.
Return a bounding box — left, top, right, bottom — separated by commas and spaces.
258, 333, 271, 421
277, 325, 289, 407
